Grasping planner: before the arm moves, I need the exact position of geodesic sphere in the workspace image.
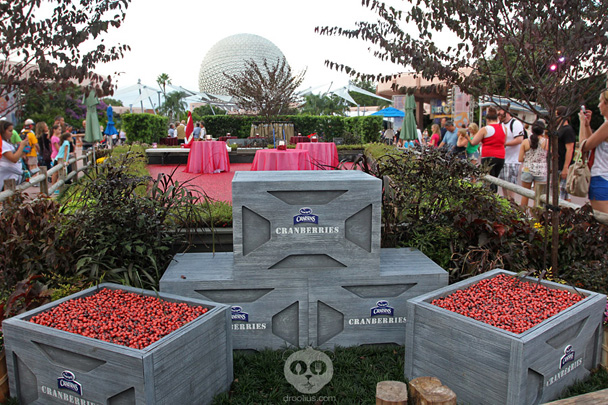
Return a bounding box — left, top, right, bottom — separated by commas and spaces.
198, 33, 288, 95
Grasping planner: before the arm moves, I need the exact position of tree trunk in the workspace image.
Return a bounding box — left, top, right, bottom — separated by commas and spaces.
550, 130, 560, 277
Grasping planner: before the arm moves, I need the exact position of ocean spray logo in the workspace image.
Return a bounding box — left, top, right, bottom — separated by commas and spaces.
57, 370, 82, 396
294, 208, 319, 225
560, 345, 575, 369
231, 306, 249, 322
371, 300, 394, 317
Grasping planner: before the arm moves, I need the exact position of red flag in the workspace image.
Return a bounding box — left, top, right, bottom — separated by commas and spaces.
182, 111, 194, 148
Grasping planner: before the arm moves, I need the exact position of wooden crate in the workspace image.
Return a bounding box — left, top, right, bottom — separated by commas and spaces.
404, 269, 606, 405
160, 253, 308, 350
232, 171, 382, 274
2, 283, 233, 405
603, 326, 608, 370
309, 248, 447, 348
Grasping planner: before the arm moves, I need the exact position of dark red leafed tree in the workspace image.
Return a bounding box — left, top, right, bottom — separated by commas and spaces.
0, 0, 131, 113
316, 0, 608, 275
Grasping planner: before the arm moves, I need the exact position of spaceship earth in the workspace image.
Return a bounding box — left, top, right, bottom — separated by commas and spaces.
198, 33, 288, 95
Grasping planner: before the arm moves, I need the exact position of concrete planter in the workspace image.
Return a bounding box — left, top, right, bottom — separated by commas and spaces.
404, 269, 606, 405
3, 283, 233, 405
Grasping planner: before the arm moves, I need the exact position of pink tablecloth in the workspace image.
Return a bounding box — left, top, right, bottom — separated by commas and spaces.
250, 149, 312, 171
296, 142, 339, 170
185, 141, 230, 174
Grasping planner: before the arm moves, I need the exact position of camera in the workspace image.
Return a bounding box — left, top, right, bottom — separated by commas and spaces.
581, 105, 586, 113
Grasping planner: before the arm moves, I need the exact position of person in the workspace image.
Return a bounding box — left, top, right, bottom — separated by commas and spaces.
35, 121, 53, 169
54, 132, 73, 166
200, 122, 207, 138
20, 118, 39, 174
438, 120, 458, 151
119, 128, 126, 145
466, 123, 481, 165
518, 120, 548, 209
498, 108, 525, 200
454, 129, 468, 159
50, 125, 62, 161
469, 107, 506, 193
176, 120, 186, 143
384, 125, 395, 146
193, 122, 202, 140
0, 120, 29, 190
429, 124, 441, 147
579, 91, 608, 214
556, 106, 576, 201
168, 123, 175, 138
439, 117, 448, 144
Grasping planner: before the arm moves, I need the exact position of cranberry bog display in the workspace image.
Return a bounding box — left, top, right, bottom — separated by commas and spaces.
2, 283, 233, 405
404, 269, 606, 405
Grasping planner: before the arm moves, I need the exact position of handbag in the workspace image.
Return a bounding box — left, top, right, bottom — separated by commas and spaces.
565, 140, 591, 198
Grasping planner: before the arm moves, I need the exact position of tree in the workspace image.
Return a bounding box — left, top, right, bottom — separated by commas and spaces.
224, 57, 305, 122
103, 98, 124, 107
160, 91, 188, 122
0, 0, 131, 114
156, 73, 171, 99
349, 80, 390, 108
317, 0, 608, 275
300, 94, 348, 116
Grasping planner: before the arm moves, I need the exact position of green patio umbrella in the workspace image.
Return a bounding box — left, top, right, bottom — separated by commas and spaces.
400, 95, 418, 143
84, 90, 102, 143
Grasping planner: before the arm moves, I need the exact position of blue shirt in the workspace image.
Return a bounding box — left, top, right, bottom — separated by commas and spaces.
193, 127, 201, 138
56, 140, 71, 160
443, 129, 458, 148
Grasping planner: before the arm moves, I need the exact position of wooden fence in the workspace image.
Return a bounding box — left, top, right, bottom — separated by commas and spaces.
0, 150, 95, 203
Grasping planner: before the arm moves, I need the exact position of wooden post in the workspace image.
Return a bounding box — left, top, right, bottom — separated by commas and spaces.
58, 161, 66, 191
376, 381, 408, 405
409, 376, 456, 405
3, 179, 16, 192
39, 166, 49, 195
534, 182, 547, 208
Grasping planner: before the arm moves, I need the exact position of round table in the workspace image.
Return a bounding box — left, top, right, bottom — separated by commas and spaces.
250, 149, 312, 171
185, 141, 230, 174
295, 142, 339, 170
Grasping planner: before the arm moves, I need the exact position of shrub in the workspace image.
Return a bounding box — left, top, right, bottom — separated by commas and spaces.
0, 195, 78, 297
190, 114, 382, 143
122, 113, 168, 143
60, 151, 211, 290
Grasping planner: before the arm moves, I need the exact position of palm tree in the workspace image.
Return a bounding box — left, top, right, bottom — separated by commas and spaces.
160, 91, 187, 121
156, 73, 171, 98
300, 94, 347, 116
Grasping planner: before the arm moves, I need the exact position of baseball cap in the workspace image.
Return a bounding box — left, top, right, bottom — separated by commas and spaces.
24, 119, 35, 126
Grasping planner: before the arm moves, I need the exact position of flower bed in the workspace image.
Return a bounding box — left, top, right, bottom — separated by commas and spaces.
405, 269, 606, 405
431, 274, 584, 334
29, 288, 209, 349
3, 283, 232, 404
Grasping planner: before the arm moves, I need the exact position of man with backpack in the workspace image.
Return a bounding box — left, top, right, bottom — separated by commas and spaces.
498, 107, 525, 200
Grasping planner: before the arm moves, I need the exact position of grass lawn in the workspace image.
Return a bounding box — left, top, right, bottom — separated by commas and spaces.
212, 345, 608, 404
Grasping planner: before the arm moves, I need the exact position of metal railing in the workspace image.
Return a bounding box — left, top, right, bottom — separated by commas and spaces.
0, 150, 95, 203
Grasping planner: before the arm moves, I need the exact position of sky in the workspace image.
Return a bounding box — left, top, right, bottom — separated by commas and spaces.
96, 0, 407, 99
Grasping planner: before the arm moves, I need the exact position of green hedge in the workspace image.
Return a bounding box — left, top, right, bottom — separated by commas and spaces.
122, 113, 168, 144
190, 114, 383, 143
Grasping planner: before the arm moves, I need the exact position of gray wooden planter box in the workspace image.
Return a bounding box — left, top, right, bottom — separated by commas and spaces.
2, 283, 233, 405
232, 171, 382, 274
404, 269, 606, 405
160, 253, 308, 350
309, 248, 447, 348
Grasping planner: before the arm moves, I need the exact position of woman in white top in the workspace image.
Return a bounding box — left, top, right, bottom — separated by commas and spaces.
580, 90, 608, 214
0, 120, 29, 190
518, 120, 549, 209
